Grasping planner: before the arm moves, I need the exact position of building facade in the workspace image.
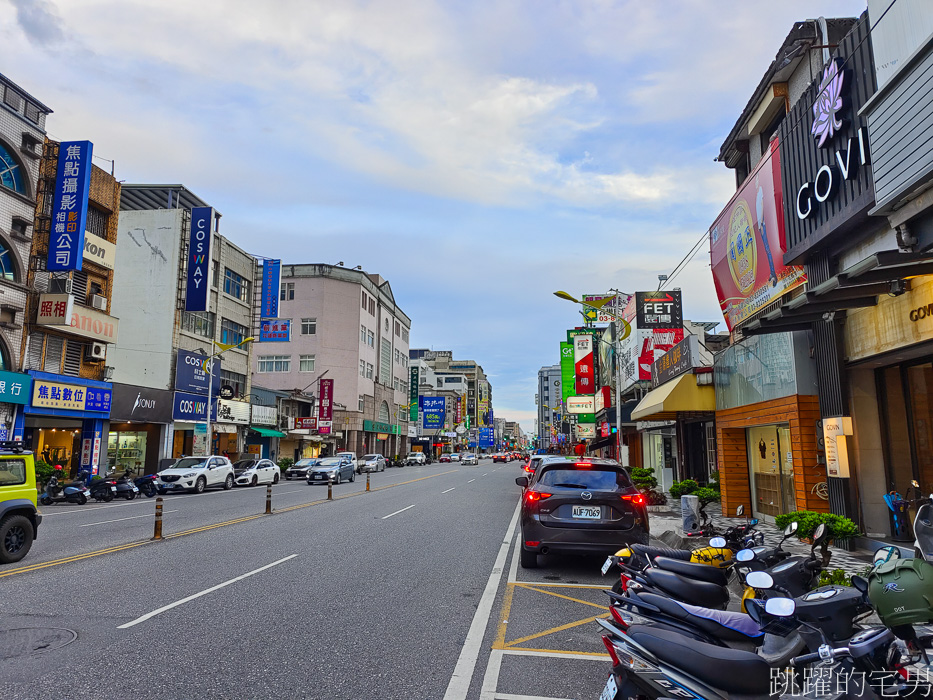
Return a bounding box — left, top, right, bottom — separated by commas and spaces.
536, 364, 561, 450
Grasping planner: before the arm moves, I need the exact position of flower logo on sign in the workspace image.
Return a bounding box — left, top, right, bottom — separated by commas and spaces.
811, 59, 845, 148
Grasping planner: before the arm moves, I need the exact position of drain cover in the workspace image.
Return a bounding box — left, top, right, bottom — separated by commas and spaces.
0, 628, 78, 659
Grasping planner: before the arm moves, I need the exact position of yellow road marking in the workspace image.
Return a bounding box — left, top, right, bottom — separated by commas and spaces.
1, 469, 458, 579
500, 647, 610, 658
493, 581, 517, 649
514, 583, 609, 611
502, 613, 608, 648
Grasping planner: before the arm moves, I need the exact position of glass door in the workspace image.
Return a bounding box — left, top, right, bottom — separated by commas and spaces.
747, 425, 793, 521
777, 427, 797, 513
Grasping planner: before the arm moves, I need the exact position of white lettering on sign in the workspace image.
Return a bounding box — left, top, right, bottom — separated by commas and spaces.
191, 217, 208, 289
796, 129, 870, 220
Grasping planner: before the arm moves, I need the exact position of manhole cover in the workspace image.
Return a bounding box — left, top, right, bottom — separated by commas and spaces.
0, 628, 78, 659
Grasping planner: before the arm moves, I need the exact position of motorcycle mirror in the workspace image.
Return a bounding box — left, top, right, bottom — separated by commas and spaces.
783, 521, 798, 537
709, 537, 727, 548
750, 518, 759, 526
736, 549, 755, 562
736, 505, 744, 517
811, 523, 829, 546
764, 597, 796, 617
745, 571, 774, 589
872, 545, 902, 566
851, 575, 869, 593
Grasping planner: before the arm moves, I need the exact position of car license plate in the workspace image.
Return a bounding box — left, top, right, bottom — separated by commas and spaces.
599, 674, 618, 700
601, 556, 614, 575
572, 505, 601, 519
315, 475, 323, 480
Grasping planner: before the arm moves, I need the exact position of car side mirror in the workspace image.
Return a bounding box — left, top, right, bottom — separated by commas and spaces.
515, 476, 529, 487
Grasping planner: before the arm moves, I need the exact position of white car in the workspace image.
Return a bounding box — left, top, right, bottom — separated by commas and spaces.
360, 454, 386, 472
461, 453, 478, 465
157, 456, 234, 494
335, 451, 361, 473
450, 453, 461, 462
405, 452, 427, 466
233, 459, 281, 486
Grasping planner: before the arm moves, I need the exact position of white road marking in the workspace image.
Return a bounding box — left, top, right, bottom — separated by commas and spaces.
468, 479, 476, 483
117, 554, 298, 629
443, 500, 521, 700
381, 504, 415, 519
479, 649, 503, 700
507, 529, 520, 583
494, 693, 576, 700
482, 473, 488, 476
81, 511, 178, 527
441, 488, 456, 494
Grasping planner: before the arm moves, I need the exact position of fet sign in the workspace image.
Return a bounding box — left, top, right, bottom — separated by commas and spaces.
185, 207, 213, 312
635, 291, 683, 329
573, 335, 595, 395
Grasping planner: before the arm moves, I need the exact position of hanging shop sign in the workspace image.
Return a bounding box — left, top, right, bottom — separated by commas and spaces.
409, 366, 419, 421
110, 384, 173, 423
217, 399, 250, 424
422, 396, 446, 429
185, 207, 214, 312
823, 416, 853, 478
0, 371, 31, 405
172, 391, 217, 422
36, 294, 120, 344
575, 423, 596, 439
175, 349, 221, 395
32, 379, 111, 413
83, 235, 116, 270
260, 259, 281, 319
48, 140, 93, 272
709, 140, 807, 331
651, 334, 701, 387
560, 341, 574, 407
259, 319, 290, 342
319, 379, 334, 423
619, 324, 685, 389
36, 293, 73, 326
251, 405, 277, 426
363, 420, 401, 435
635, 291, 683, 329
294, 417, 317, 430
566, 395, 596, 414
573, 334, 595, 395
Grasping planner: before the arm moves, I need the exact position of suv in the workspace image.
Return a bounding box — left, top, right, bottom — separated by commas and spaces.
515, 458, 648, 569
405, 452, 427, 466
0, 445, 41, 564
157, 456, 235, 494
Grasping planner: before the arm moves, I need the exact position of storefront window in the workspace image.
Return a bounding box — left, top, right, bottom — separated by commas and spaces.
715, 331, 816, 410
746, 425, 795, 519
881, 366, 914, 493
108, 431, 147, 475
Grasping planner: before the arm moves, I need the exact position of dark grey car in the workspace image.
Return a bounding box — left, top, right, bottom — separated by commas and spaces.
307, 457, 356, 485
515, 458, 649, 569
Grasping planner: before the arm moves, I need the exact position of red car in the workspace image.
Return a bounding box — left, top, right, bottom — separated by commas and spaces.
439, 454, 452, 463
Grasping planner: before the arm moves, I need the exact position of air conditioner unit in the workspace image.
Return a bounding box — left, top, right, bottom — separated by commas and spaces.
49, 278, 72, 295
84, 342, 106, 362
90, 294, 107, 311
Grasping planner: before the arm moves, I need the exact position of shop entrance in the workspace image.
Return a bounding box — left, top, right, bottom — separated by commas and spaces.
747, 424, 796, 521
879, 359, 933, 495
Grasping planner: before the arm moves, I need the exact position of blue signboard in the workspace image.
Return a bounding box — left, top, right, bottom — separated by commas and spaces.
172, 391, 217, 422
422, 396, 446, 430
175, 349, 221, 395
185, 207, 213, 311
259, 319, 291, 342
84, 388, 112, 412
261, 260, 280, 319
0, 371, 31, 405
479, 427, 494, 448
48, 140, 93, 271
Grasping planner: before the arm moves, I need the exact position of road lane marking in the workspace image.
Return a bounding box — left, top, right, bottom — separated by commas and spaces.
381, 504, 415, 519
514, 584, 609, 610
500, 649, 608, 660
482, 473, 488, 476
441, 488, 456, 494
443, 500, 521, 700
503, 614, 607, 648
468, 479, 476, 483
117, 554, 298, 629
81, 511, 178, 527
511, 582, 606, 589
494, 693, 575, 700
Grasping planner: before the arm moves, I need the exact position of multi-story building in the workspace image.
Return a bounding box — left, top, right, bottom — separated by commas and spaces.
108, 184, 257, 472
21, 137, 121, 477
536, 364, 561, 450
251, 264, 411, 459
0, 75, 50, 442
409, 350, 492, 434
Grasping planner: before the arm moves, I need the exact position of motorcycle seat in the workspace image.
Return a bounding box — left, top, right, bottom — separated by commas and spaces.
652, 556, 729, 586
625, 624, 772, 696
636, 592, 763, 642
629, 543, 692, 562
643, 568, 729, 609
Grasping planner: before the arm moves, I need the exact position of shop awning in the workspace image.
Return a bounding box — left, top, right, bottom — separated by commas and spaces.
249, 426, 286, 438
631, 373, 715, 421
743, 250, 933, 335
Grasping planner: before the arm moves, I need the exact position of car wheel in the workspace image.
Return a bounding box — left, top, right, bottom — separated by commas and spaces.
193, 477, 206, 494
520, 547, 538, 569
224, 474, 234, 490
334, 474, 341, 485
350, 470, 355, 483
273, 474, 279, 484
251, 476, 258, 487
0, 514, 34, 564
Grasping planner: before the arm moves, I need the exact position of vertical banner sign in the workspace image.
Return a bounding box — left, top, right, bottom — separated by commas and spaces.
455, 396, 463, 424
574, 335, 595, 395
318, 378, 334, 425
560, 341, 574, 407
409, 367, 419, 421
185, 207, 214, 311
260, 259, 281, 319
48, 141, 93, 271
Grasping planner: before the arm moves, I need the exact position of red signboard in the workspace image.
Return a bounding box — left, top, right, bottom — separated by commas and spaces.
319, 379, 333, 422
709, 139, 807, 331
573, 335, 595, 395
295, 417, 317, 430
455, 396, 462, 424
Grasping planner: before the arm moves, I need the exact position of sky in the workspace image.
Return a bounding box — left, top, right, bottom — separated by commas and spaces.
1, 0, 868, 436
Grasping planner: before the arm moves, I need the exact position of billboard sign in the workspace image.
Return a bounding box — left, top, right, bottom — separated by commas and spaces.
319, 378, 334, 423
560, 341, 574, 407
566, 395, 596, 414
175, 349, 221, 395
710, 139, 807, 330
185, 207, 214, 311
259, 319, 291, 342
48, 141, 93, 272
573, 334, 595, 395
422, 396, 446, 429
260, 259, 281, 319
172, 391, 217, 422
295, 417, 317, 430
652, 334, 701, 387
635, 291, 683, 329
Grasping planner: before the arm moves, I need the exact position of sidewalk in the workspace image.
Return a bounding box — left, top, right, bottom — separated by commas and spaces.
647, 499, 874, 577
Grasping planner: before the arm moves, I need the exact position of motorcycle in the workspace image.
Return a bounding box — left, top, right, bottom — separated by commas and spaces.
39, 473, 90, 505
133, 474, 159, 498
111, 471, 139, 500
88, 477, 118, 502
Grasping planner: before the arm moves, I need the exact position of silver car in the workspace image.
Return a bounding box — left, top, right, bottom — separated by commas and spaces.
360, 454, 386, 472
461, 453, 478, 465
307, 457, 356, 485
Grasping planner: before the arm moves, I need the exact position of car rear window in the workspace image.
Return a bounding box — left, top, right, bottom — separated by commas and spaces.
537, 466, 631, 490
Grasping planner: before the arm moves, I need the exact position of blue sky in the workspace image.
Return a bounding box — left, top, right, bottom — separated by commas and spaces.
2, 0, 867, 435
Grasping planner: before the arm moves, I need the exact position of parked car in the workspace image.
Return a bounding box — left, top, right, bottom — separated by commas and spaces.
284, 458, 320, 480
461, 453, 478, 465
0, 444, 41, 564
233, 459, 280, 486
307, 457, 356, 485
360, 454, 386, 472
515, 457, 648, 569
404, 452, 427, 466
157, 456, 235, 494
438, 454, 452, 463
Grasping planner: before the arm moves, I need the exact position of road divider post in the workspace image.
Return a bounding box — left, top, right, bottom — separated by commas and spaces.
366, 471, 370, 492
152, 497, 164, 540
327, 476, 333, 501
265, 483, 272, 514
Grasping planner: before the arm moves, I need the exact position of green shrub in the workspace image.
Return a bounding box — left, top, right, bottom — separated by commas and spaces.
278, 457, 294, 470
774, 510, 861, 541
669, 479, 699, 499
645, 489, 667, 506
692, 487, 721, 506
709, 469, 721, 492
34, 460, 57, 486
630, 467, 658, 491
818, 568, 851, 587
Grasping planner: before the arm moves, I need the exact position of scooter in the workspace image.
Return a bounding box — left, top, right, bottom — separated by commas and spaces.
133, 474, 158, 498
88, 477, 118, 502
912, 487, 933, 560
111, 471, 139, 500
39, 473, 90, 505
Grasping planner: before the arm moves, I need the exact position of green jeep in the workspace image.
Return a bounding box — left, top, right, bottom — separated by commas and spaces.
0, 446, 42, 564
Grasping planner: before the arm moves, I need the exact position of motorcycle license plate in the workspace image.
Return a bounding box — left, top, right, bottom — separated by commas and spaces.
599, 674, 618, 700
572, 505, 601, 519
601, 557, 614, 575
110, 487, 117, 491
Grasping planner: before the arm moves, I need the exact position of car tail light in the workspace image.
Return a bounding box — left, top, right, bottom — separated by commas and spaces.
575, 462, 592, 468
609, 606, 629, 629
621, 493, 646, 507
524, 491, 552, 503
601, 635, 622, 666
525, 540, 540, 547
